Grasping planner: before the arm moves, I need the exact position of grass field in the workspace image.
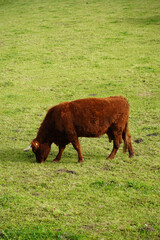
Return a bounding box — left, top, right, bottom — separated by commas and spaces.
0, 0, 160, 239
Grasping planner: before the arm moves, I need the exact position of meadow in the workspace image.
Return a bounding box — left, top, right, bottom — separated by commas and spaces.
0, 0, 160, 239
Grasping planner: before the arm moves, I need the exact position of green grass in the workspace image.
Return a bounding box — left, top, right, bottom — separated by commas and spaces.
0, 0, 160, 239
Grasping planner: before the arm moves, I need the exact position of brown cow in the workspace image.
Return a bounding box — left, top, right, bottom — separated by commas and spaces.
24, 96, 134, 163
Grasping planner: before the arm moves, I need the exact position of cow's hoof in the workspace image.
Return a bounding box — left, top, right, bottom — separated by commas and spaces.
106, 155, 114, 160
129, 152, 134, 158
78, 159, 84, 163
53, 159, 59, 163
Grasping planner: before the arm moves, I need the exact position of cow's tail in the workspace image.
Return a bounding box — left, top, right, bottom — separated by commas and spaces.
123, 121, 129, 153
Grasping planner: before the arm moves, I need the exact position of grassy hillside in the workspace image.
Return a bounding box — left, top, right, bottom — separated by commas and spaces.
0, 0, 160, 239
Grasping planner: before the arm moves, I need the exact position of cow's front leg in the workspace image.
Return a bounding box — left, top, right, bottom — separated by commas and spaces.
53, 145, 65, 163
71, 138, 84, 163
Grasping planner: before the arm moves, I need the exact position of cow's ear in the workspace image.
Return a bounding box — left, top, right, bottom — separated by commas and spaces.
31, 140, 40, 152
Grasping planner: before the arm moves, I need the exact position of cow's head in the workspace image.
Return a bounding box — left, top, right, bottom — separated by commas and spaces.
24, 139, 51, 163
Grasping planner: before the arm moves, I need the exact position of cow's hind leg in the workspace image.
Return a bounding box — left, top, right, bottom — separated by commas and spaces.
71, 137, 84, 163
107, 141, 119, 159
107, 131, 122, 159
122, 123, 134, 158
53, 145, 66, 162
128, 136, 134, 158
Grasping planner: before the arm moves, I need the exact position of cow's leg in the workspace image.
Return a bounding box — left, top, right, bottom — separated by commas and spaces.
107, 142, 119, 159
71, 138, 84, 163
53, 145, 66, 162
128, 135, 134, 158
122, 125, 134, 158
107, 132, 121, 159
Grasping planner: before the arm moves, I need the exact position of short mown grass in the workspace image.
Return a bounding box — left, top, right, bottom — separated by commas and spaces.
0, 0, 160, 239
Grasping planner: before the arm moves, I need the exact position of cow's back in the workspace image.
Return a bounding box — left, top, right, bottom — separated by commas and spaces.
67, 96, 129, 137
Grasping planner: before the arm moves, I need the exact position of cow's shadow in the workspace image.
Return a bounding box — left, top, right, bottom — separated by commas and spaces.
0, 146, 109, 165
0, 148, 84, 164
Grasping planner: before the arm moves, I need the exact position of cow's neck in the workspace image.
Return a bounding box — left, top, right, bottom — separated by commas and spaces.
36, 120, 52, 144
